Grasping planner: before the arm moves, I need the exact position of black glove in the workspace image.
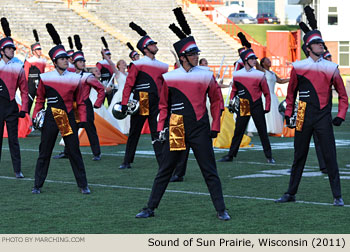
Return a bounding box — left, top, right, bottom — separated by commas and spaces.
93, 104, 100, 109
264, 110, 269, 114
285, 116, 295, 129
210, 131, 218, 138
18, 111, 26, 118
332, 117, 344, 126
121, 104, 128, 114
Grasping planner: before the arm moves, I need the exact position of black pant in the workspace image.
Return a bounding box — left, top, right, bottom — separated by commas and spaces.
228, 100, 272, 158
123, 95, 162, 165
34, 108, 88, 189
286, 106, 341, 198
147, 115, 226, 212
63, 99, 100, 156
313, 132, 326, 171
171, 148, 190, 178
106, 89, 117, 106
0, 98, 21, 173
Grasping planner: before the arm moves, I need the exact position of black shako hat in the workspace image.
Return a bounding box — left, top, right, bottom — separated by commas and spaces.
236, 32, 256, 61
129, 22, 157, 53
0, 17, 16, 51
31, 29, 41, 51
46, 23, 68, 62
126, 42, 139, 60
169, 7, 200, 58
72, 34, 85, 63
299, 6, 324, 47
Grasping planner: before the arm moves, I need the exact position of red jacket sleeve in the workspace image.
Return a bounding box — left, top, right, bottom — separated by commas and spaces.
122, 63, 138, 105
32, 79, 45, 119
332, 68, 349, 120
260, 76, 271, 112
18, 68, 29, 113
24, 61, 30, 81
285, 68, 298, 117
87, 75, 105, 108
75, 81, 87, 122
208, 77, 223, 132
157, 80, 169, 132
230, 80, 237, 100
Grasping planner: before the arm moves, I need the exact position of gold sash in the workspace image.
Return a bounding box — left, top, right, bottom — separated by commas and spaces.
169, 114, 186, 151
239, 98, 251, 116
139, 91, 149, 116
296, 100, 307, 132
51, 107, 73, 137
72, 101, 80, 123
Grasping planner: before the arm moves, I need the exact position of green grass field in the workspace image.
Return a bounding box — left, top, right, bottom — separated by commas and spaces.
1, 111, 350, 234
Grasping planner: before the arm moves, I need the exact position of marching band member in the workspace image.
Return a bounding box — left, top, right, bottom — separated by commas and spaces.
135, 8, 230, 221
66, 36, 75, 73
0, 17, 28, 178
275, 6, 348, 206
119, 22, 168, 169
53, 35, 105, 161
32, 24, 90, 194
24, 29, 46, 113
218, 33, 274, 163
96, 37, 115, 105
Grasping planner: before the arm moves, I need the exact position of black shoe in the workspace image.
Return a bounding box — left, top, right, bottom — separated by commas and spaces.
267, 158, 276, 164
80, 186, 91, 194
119, 163, 131, 169
53, 152, 68, 159
275, 193, 296, 203
32, 187, 41, 194
320, 169, 328, 174
217, 210, 231, 221
15, 172, 24, 178
92, 154, 101, 161
333, 197, 344, 206
135, 208, 154, 218
217, 155, 233, 162
170, 175, 184, 182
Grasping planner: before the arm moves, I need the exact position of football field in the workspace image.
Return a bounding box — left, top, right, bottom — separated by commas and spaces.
0, 112, 349, 234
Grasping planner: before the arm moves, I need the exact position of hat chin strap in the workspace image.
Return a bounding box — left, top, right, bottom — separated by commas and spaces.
245, 59, 253, 69
184, 55, 195, 69
308, 44, 323, 58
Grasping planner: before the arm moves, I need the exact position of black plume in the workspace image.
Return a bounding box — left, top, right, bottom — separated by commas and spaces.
129, 22, 147, 36
68, 36, 73, 49
169, 23, 187, 39
237, 32, 251, 48
299, 22, 311, 33
1, 17, 11, 37
173, 7, 191, 35
101, 36, 109, 49
33, 29, 39, 42
74, 34, 82, 51
304, 6, 317, 30
46, 23, 61, 45
126, 42, 134, 51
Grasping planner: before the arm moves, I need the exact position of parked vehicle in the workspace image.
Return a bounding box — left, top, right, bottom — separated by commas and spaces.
227, 13, 257, 24
256, 13, 280, 24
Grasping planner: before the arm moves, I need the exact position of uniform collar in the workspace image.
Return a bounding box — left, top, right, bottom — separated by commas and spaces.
144, 55, 156, 61
308, 56, 323, 63
244, 66, 254, 72
54, 68, 69, 76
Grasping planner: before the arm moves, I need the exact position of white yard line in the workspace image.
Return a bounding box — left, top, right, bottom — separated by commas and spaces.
0, 175, 348, 208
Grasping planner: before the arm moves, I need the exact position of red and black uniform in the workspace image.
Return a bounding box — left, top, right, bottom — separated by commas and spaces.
24, 56, 46, 112
96, 59, 114, 105
284, 57, 348, 198
228, 67, 272, 159
145, 66, 226, 212
32, 69, 88, 190
0, 59, 28, 173
233, 58, 244, 72
62, 71, 105, 157
121, 56, 168, 166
